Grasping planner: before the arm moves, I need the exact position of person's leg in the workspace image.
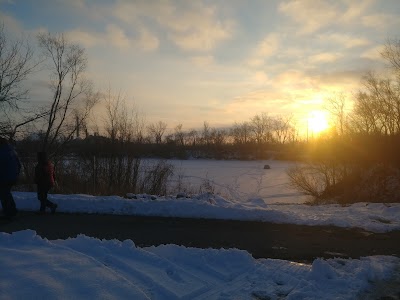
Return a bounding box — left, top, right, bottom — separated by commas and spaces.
0, 185, 8, 214
37, 187, 57, 213
44, 189, 57, 214
37, 186, 47, 212
0, 184, 17, 217
47, 200, 57, 214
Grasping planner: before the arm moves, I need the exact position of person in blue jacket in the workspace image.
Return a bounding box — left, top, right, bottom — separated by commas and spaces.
0, 137, 21, 218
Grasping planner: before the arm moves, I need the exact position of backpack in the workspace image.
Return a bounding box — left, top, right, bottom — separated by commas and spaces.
35, 162, 55, 187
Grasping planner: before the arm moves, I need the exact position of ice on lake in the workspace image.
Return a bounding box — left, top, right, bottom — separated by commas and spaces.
165, 159, 308, 204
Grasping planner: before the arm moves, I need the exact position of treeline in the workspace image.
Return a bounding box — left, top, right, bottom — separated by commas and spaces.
14, 111, 304, 196
68, 112, 301, 161
289, 38, 400, 204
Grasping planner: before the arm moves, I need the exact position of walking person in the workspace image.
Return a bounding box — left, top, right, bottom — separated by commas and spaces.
0, 137, 21, 218
35, 151, 57, 214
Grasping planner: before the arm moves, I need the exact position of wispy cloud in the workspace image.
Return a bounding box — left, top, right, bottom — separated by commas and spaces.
68, 24, 159, 52
340, 0, 376, 23
111, 0, 234, 52
278, 0, 340, 35
361, 45, 386, 61
105, 24, 131, 50
190, 55, 215, 68
245, 33, 284, 69
318, 33, 370, 49
308, 53, 343, 64
362, 13, 400, 29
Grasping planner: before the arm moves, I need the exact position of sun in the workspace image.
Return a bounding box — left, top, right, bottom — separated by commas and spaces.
308, 110, 329, 134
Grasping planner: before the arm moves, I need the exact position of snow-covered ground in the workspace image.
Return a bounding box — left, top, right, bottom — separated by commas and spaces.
2, 159, 400, 299
1, 230, 399, 299
12, 191, 400, 233
167, 159, 308, 204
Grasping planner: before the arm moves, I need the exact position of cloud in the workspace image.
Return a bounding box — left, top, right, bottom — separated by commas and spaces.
278, 0, 340, 34
309, 53, 342, 64
256, 34, 280, 58
362, 13, 400, 29
246, 33, 281, 68
224, 66, 364, 125
340, 0, 375, 22
169, 22, 231, 52
251, 71, 269, 85
67, 24, 159, 52
111, 0, 234, 52
0, 11, 24, 35
67, 29, 102, 48
361, 45, 385, 61
278, 0, 377, 35
318, 33, 370, 49
136, 28, 159, 51
190, 55, 215, 68
105, 24, 131, 50
154, 2, 234, 52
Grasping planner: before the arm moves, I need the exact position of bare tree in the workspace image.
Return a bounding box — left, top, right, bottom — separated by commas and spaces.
0, 24, 41, 139
201, 121, 211, 146
250, 113, 272, 144
0, 24, 36, 110
185, 129, 198, 146
174, 123, 185, 146
210, 128, 226, 146
272, 115, 294, 144
349, 40, 400, 136
351, 71, 400, 135
37, 32, 97, 153
381, 38, 400, 74
147, 121, 167, 144
324, 93, 348, 136
102, 91, 141, 193
231, 121, 252, 145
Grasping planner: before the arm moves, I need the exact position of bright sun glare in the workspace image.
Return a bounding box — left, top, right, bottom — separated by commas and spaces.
308, 110, 329, 134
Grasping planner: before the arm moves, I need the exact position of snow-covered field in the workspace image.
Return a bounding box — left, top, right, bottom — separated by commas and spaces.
167, 159, 308, 204
2, 159, 400, 299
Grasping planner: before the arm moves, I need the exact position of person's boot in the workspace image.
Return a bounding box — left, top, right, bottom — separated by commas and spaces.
50, 203, 58, 214
37, 202, 46, 215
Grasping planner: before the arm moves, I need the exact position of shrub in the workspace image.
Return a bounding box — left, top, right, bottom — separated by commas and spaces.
288, 162, 400, 204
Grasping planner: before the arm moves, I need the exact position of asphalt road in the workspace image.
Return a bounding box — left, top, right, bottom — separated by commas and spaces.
1, 211, 399, 263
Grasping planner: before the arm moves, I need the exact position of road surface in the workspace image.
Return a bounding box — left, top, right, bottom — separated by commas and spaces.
1, 211, 399, 263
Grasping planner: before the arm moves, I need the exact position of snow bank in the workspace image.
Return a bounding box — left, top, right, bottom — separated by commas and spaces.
12, 192, 400, 232
0, 230, 398, 299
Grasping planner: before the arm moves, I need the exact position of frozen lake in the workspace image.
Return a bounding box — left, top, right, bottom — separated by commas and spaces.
165, 159, 308, 204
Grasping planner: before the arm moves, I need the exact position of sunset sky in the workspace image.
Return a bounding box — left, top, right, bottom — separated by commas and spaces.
1, 0, 399, 134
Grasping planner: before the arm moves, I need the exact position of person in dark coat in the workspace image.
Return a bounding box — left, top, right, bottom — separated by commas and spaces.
0, 137, 21, 218
35, 151, 57, 214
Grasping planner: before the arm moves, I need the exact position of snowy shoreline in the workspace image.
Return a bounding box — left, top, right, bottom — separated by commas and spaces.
13, 191, 400, 233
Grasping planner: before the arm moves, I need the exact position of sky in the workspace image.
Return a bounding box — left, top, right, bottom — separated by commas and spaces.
1, 0, 399, 133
